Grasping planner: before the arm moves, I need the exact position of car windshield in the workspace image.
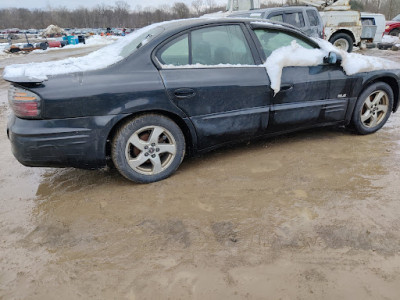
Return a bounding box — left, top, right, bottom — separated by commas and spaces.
394, 14, 400, 21
119, 26, 164, 58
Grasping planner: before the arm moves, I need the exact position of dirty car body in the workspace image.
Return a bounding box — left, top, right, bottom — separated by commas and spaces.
6, 18, 400, 183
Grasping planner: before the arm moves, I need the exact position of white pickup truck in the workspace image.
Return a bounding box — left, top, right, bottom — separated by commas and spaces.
301, 0, 376, 52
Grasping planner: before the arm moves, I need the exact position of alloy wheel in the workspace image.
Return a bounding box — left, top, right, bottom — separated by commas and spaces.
360, 90, 389, 128
125, 125, 177, 175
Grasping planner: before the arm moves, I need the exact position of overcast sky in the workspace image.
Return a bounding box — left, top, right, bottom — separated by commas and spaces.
0, 0, 230, 10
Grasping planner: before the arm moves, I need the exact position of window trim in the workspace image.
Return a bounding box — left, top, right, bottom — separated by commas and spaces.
152, 23, 261, 70
158, 33, 190, 66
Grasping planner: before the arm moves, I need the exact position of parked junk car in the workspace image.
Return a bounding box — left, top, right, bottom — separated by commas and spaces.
385, 14, 400, 36
4, 18, 400, 183
229, 6, 324, 38
7, 42, 48, 53
361, 12, 386, 43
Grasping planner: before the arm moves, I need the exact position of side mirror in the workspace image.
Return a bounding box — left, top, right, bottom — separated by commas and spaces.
324, 52, 342, 65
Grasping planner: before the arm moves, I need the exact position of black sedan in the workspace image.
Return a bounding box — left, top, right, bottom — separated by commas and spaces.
5, 18, 400, 183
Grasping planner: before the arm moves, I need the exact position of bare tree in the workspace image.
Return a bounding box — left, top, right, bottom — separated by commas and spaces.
205, 0, 216, 13
172, 2, 190, 19
192, 0, 204, 16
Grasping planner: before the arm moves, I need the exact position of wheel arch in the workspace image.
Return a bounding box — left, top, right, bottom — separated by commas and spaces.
105, 110, 197, 160
389, 28, 400, 36
362, 76, 400, 112
328, 30, 356, 44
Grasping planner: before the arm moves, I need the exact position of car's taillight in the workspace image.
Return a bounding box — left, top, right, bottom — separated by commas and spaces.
8, 85, 41, 118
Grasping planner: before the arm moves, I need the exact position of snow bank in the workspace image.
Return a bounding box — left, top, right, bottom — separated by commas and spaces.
30, 35, 118, 54
382, 35, 400, 44
3, 20, 179, 81
42, 24, 65, 37
265, 41, 325, 94
0, 43, 8, 55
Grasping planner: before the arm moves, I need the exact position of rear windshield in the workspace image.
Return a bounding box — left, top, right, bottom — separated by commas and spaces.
119, 26, 164, 58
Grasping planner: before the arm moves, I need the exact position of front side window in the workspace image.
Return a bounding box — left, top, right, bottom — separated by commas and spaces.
254, 29, 315, 58
284, 12, 305, 28
158, 25, 255, 67
192, 25, 254, 65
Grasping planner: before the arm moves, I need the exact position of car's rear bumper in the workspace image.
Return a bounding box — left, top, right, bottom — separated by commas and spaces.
7, 114, 122, 169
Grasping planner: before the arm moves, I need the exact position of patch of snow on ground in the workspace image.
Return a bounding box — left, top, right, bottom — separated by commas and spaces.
382, 35, 400, 44
30, 35, 118, 54
0, 44, 7, 55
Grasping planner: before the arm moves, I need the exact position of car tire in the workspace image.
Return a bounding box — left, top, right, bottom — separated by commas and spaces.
366, 43, 376, 49
329, 33, 353, 53
352, 82, 393, 135
390, 29, 400, 37
112, 114, 186, 183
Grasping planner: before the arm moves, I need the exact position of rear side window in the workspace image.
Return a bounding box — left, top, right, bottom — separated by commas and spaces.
268, 13, 283, 23
306, 10, 320, 27
284, 12, 305, 28
254, 29, 315, 58
159, 34, 189, 66
158, 25, 255, 66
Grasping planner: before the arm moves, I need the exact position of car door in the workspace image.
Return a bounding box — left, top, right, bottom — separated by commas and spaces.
252, 27, 349, 131
156, 24, 271, 150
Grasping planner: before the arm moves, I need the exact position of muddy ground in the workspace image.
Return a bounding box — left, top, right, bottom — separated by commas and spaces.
1, 46, 400, 300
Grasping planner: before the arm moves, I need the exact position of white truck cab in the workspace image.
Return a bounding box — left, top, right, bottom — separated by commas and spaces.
301, 0, 375, 52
